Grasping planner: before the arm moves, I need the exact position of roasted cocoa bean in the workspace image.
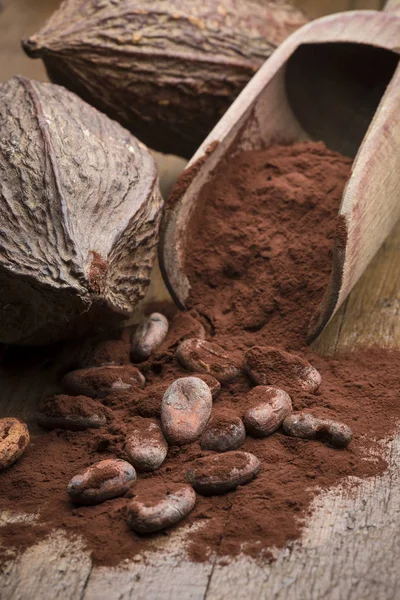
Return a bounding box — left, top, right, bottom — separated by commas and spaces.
125, 418, 168, 472
201, 413, 246, 452
68, 459, 136, 505
0, 418, 30, 470
37, 395, 109, 431
177, 338, 241, 383
245, 346, 321, 393
186, 451, 260, 495
283, 413, 353, 448
131, 313, 169, 362
244, 386, 292, 437
161, 376, 212, 445
194, 374, 221, 399
127, 483, 196, 534
62, 365, 145, 398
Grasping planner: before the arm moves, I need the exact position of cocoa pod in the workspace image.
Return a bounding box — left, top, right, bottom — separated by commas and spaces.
68, 458, 136, 505
161, 376, 212, 445
243, 386, 292, 437
22, 1, 307, 158
62, 365, 145, 398
201, 413, 246, 452
186, 451, 260, 495
0, 76, 163, 345
245, 346, 321, 393
177, 338, 241, 383
0, 418, 30, 470
283, 413, 353, 448
127, 483, 196, 533
37, 395, 110, 431
125, 418, 168, 472
131, 313, 169, 362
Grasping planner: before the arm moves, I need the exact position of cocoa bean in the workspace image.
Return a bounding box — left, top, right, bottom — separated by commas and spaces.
68, 459, 136, 505
62, 365, 145, 398
201, 413, 246, 452
125, 418, 168, 472
243, 386, 292, 437
186, 451, 260, 495
161, 313, 206, 350
37, 395, 110, 431
127, 483, 196, 534
0, 76, 163, 345
283, 413, 353, 448
131, 313, 169, 362
176, 338, 241, 383
23, 1, 306, 158
193, 374, 221, 399
161, 377, 212, 445
245, 346, 321, 393
78, 339, 131, 368
0, 418, 30, 470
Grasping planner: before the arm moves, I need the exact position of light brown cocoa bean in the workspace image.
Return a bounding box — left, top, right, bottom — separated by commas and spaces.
68, 459, 136, 505
283, 413, 353, 448
131, 313, 169, 362
127, 483, 196, 534
161, 377, 212, 445
62, 364, 145, 398
0, 418, 30, 470
194, 374, 221, 399
125, 418, 168, 472
186, 451, 260, 495
176, 338, 241, 383
244, 386, 292, 437
245, 346, 321, 393
37, 395, 110, 431
201, 413, 246, 452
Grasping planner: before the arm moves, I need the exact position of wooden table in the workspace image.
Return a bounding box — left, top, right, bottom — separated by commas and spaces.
1, 1, 399, 598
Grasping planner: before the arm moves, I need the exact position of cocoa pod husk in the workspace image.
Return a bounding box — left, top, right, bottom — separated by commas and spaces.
22, 0, 307, 158
0, 76, 163, 345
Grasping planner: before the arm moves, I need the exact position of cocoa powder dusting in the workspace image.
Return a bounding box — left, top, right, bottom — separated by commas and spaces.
1, 141, 400, 568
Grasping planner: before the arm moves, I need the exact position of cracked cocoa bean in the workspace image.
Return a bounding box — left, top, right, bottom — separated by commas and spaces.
131, 313, 169, 362
283, 413, 353, 448
68, 459, 136, 505
177, 338, 241, 382
186, 451, 260, 495
62, 365, 145, 398
244, 386, 292, 437
125, 418, 168, 472
0, 418, 30, 470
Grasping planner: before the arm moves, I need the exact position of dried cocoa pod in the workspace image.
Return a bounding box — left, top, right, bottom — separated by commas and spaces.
127, 483, 196, 533
131, 313, 169, 362
243, 386, 292, 437
283, 413, 353, 448
36, 395, 110, 431
0, 418, 30, 470
125, 417, 168, 472
22, 1, 307, 158
68, 458, 136, 505
0, 76, 163, 345
62, 365, 145, 398
177, 338, 241, 383
186, 451, 260, 495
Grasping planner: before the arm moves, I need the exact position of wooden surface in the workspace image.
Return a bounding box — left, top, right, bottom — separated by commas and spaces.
1, 1, 400, 599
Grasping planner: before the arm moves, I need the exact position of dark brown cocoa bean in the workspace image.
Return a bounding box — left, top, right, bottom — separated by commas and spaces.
68, 459, 136, 505
193, 374, 221, 399
161, 313, 206, 350
0, 418, 30, 470
0, 76, 163, 345
283, 413, 353, 448
78, 339, 131, 368
62, 365, 145, 398
125, 418, 168, 472
37, 395, 110, 431
131, 313, 169, 362
176, 338, 241, 383
127, 483, 196, 533
201, 413, 246, 452
245, 346, 321, 393
243, 386, 292, 437
161, 377, 212, 445
186, 451, 260, 495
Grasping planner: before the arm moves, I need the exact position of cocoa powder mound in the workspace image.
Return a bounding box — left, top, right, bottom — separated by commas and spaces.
1, 141, 400, 567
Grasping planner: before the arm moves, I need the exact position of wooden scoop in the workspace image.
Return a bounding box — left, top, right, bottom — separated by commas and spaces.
159, 8, 400, 342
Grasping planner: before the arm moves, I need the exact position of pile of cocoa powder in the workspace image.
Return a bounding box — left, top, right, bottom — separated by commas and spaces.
1, 141, 399, 566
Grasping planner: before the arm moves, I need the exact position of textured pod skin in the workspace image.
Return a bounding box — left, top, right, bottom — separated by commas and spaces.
283, 413, 353, 448
0, 76, 163, 345
131, 313, 169, 362
68, 459, 136, 505
125, 418, 168, 472
244, 386, 292, 437
177, 338, 241, 383
22, 0, 307, 158
186, 451, 260, 495
0, 418, 30, 470
127, 483, 196, 533
62, 365, 145, 398
161, 376, 212, 445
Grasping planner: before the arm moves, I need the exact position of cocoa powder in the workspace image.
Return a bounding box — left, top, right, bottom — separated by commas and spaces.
1, 141, 400, 567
